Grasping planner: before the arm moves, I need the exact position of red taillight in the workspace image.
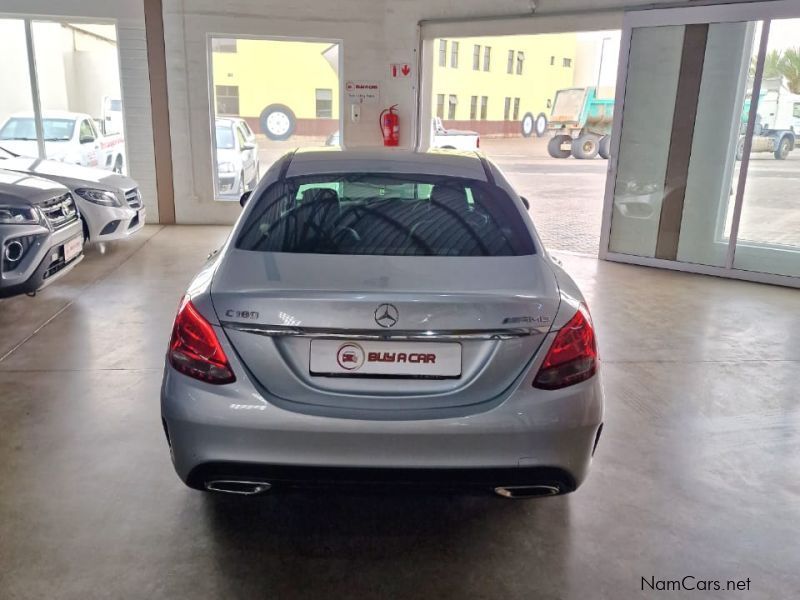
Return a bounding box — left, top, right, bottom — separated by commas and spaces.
168, 297, 235, 384
533, 304, 597, 390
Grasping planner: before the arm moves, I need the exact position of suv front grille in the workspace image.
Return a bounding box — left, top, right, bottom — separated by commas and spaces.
41, 193, 79, 230
125, 188, 142, 209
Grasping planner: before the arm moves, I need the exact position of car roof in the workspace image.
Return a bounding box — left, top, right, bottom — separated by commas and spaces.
9, 111, 85, 120
286, 148, 489, 181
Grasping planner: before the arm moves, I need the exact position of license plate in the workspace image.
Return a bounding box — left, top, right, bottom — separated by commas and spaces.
63, 236, 83, 262
310, 340, 461, 377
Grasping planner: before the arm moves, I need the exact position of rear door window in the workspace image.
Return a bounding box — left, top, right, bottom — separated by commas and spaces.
236, 173, 534, 256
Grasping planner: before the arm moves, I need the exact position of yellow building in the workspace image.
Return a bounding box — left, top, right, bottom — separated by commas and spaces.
211, 38, 340, 139
432, 34, 577, 137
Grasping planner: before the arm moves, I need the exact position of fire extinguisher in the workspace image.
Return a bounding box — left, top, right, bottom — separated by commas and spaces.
379, 105, 399, 147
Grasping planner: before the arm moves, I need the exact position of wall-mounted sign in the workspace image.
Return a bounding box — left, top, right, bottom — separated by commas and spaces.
390, 63, 412, 79
345, 81, 380, 104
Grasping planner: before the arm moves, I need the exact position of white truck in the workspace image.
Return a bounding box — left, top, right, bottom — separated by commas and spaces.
737, 78, 800, 160
0, 111, 127, 173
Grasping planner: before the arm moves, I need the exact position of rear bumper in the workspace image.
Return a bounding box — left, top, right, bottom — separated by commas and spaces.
161, 356, 604, 491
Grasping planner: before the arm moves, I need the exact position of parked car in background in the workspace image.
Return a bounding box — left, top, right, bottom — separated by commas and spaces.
215, 117, 260, 199
431, 117, 480, 150
0, 111, 127, 174
0, 146, 144, 243
0, 169, 83, 298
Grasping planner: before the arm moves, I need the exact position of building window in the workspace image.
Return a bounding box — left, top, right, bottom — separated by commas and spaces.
473, 45, 481, 70
483, 46, 491, 71
480, 96, 488, 120
503, 97, 511, 120
448, 95, 457, 120
215, 85, 239, 115
439, 40, 447, 67
436, 94, 445, 119
470, 96, 478, 120
516, 51, 525, 75
513, 98, 520, 121
550, 55, 555, 66
507, 50, 514, 74
315, 88, 332, 118
212, 38, 237, 53
563, 57, 572, 67
451, 41, 459, 68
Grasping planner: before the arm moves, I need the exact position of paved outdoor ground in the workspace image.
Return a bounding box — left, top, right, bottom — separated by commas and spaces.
254, 135, 800, 257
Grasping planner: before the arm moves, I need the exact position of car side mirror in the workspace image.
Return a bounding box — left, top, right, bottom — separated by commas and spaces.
242, 142, 256, 150
520, 196, 530, 210
80, 136, 94, 144
240, 190, 252, 207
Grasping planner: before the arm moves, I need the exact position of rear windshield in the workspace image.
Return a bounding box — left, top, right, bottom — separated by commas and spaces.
236, 173, 535, 256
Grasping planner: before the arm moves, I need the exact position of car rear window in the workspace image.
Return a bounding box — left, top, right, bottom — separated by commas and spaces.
236, 173, 535, 256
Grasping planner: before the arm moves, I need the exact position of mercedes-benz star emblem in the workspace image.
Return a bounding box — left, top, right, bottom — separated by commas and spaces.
374, 303, 399, 328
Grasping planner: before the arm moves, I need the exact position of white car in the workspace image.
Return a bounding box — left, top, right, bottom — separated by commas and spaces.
431, 117, 481, 150
161, 148, 603, 498
0, 146, 144, 243
215, 117, 260, 199
0, 111, 127, 174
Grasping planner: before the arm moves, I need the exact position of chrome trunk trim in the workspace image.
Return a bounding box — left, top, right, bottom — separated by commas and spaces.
220, 321, 549, 340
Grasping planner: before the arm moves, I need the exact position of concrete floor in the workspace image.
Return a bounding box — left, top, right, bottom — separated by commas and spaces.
1, 225, 799, 599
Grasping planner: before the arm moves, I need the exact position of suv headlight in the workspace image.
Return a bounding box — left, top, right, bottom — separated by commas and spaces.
218, 162, 235, 174
0, 205, 41, 225
75, 188, 121, 207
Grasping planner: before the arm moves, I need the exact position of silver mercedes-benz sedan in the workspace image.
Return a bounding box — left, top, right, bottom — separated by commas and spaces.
161, 148, 603, 498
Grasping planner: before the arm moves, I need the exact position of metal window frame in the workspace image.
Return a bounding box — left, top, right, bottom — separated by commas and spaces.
5, 16, 127, 166
205, 33, 345, 202
598, 0, 800, 288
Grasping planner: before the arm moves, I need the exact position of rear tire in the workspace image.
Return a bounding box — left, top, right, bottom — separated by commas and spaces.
547, 135, 572, 159
598, 135, 611, 159
774, 136, 791, 160
572, 135, 600, 160
259, 103, 296, 141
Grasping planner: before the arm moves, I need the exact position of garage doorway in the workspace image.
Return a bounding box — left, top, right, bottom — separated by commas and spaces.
420, 24, 621, 256
207, 36, 342, 200
601, 0, 800, 285
0, 18, 128, 174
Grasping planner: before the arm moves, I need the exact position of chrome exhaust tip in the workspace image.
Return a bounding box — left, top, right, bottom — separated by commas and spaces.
4, 240, 24, 263
205, 480, 272, 496
494, 484, 561, 499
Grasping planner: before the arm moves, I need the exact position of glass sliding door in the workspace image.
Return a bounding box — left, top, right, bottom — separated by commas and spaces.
601, 1, 800, 286
733, 17, 800, 278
